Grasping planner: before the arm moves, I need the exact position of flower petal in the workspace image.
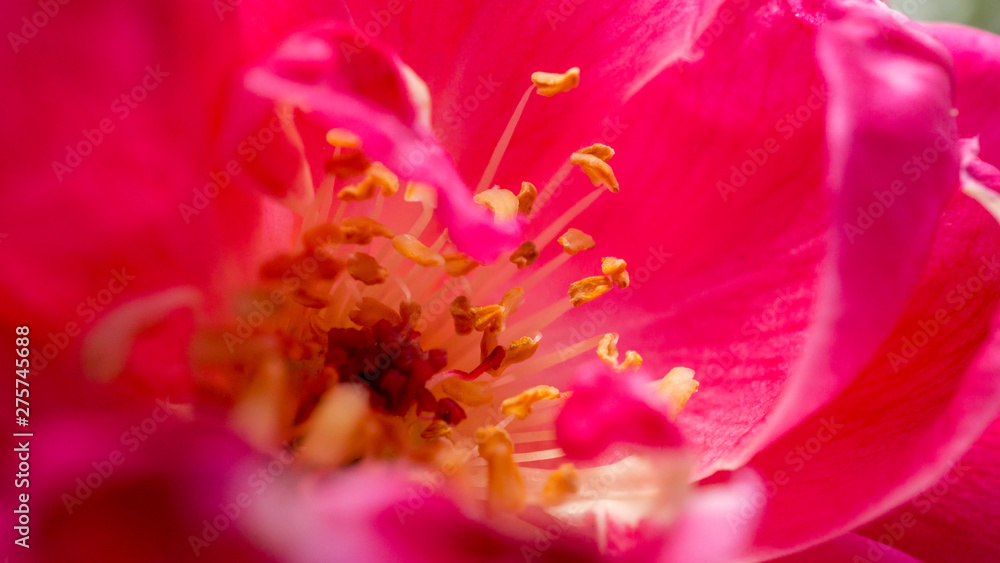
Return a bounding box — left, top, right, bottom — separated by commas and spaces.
340, 0, 727, 193
855, 417, 1000, 563
230, 23, 519, 260
0, 0, 263, 360
766, 533, 922, 563
555, 362, 684, 461
750, 0, 962, 452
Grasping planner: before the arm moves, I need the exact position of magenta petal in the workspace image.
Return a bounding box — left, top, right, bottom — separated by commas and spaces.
658, 470, 764, 563
522, 0, 833, 474
0, 0, 263, 370
745, 185, 1000, 557
856, 417, 1000, 563
340, 0, 727, 192
752, 0, 962, 451
231, 23, 519, 260
766, 533, 922, 563
555, 362, 684, 461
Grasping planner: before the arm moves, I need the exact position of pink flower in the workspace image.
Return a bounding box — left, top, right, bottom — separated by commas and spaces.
4, 0, 1000, 562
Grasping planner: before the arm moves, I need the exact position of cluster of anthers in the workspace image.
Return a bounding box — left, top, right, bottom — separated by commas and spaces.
193, 67, 700, 523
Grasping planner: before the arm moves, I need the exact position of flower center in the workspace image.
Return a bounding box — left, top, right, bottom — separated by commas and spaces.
189, 67, 699, 523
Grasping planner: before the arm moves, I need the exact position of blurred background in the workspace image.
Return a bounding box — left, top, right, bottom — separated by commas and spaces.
891, 0, 1000, 33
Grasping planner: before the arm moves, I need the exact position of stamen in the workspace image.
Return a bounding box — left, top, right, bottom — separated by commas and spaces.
570, 151, 619, 192
494, 335, 541, 376
596, 333, 642, 372
421, 419, 452, 440
531, 67, 580, 97
601, 257, 629, 288
441, 378, 495, 407
568, 276, 613, 307
476, 426, 526, 512
450, 296, 475, 335
299, 384, 370, 467
349, 297, 402, 327
473, 186, 520, 222
475, 85, 535, 193
557, 228, 596, 255
577, 143, 614, 161
542, 464, 580, 506
500, 385, 562, 420
442, 253, 480, 277
517, 182, 537, 215
338, 163, 400, 201
656, 367, 699, 420
509, 241, 539, 269
404, 180, 438, 207
399, 300, 421, 326
325, 128, 362, 149
341, 217, 394, 244
534, 187, 603, 250
392, 234, 445, 267
346, 252, 388, 285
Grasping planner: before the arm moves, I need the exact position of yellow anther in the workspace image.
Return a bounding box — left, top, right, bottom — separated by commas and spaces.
442, 253, 480, 277
420, 419, 452, 440
499, 335, 541, 374
349, 297, 402, 328
517, 182, 537, 215
570, 151, 619, 192
471, 304, 505, 332
392, 234, 445, 267
451, 296, 475, 335
657, 367, 699, 420
299, 384, 369, 467
620, 350, 643, 371
441, 378, 495, 407
500, 385, 562, 420
325, 128, 362, 149
473, 186, 520, 222
404, 180, 438, 207
476, 426, 526, 512
557, 228, 596, 255
346, 252, 388, 285
510, 241, 539, 269
542, 463, 580, 506
365, 162, 399, 197
337, 180, 376, 201
568, 276, 613, 307
531, 67, 580, 97
302, 223, 345, 250
338, 162, 399, 201
597, 333, 642, 372
340, 217, 393, 245
399, 301, 421, 327
597, 333, 621, 368
577, 143, 615, 161
602, 256, 630, 288
499, 287, 525, 328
